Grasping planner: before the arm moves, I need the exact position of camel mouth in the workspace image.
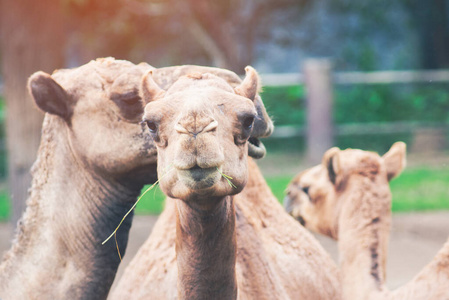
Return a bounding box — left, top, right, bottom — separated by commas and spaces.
284, 195, 305, 226
248, 137, 266, 159
296, 215, 306, 227
177, 165, 221, 190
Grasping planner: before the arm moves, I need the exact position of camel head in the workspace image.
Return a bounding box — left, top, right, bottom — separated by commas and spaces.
142, 67, 259, 207
27, 58, 158, 187
284, 142, 406, 239
152, 65, 273, 159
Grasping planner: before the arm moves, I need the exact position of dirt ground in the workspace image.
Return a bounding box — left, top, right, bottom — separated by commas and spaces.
0, 212, 448, 292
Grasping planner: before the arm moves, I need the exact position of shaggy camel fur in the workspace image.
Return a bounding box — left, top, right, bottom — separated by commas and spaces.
110, 68, 341, 299
0, 59, 273, 299
284, 142, 449, 300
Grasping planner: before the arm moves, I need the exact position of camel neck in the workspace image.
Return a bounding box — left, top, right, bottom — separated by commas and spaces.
337, 176, 392, 300
175, 196, 237, 300
0, 120, 141, 299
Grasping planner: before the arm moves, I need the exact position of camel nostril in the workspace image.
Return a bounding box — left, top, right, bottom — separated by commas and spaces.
203, 120, 218, 133
175, 124, 189, 134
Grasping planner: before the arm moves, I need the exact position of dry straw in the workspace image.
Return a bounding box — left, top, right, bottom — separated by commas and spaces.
103, 166, 236, 260
102, 166, 173, 260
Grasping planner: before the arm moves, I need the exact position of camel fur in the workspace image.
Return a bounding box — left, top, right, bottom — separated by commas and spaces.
110, 67, 341, 300
0, 57, 157, 299
284, 142, 449, 300
0, 59, 274, 299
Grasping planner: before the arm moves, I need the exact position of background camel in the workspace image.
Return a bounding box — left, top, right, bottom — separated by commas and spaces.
0, 58, 273, 299
284, 142, 449, 300
110, 67, 341, 299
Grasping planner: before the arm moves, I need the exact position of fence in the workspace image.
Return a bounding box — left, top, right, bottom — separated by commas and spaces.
259, 59, 449, 163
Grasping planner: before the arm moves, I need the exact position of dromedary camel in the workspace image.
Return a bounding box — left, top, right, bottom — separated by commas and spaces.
284, 142, 449, 300
0, 59, 273, 299
0, 58, 157, 299
110, 68, 341, 299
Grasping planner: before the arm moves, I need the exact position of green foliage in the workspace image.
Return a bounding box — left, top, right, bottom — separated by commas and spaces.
261, 85, 306, 126
334, 83, 449, 123
264, 83, 449, 126
261, 82, 449, 154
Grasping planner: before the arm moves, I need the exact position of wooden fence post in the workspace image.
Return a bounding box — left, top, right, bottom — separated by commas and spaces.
303, 59, 334, 164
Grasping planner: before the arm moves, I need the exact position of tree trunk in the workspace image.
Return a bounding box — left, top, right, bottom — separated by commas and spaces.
0, 0, 66, 225
410, 0, 449, 69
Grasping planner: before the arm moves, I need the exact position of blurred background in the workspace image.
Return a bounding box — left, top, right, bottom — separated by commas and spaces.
0, 0, 449, 224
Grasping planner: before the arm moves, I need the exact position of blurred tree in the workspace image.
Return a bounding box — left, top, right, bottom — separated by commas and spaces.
66, 0, 311, 73
0, 0, 66, 225
404, 0, 449, 69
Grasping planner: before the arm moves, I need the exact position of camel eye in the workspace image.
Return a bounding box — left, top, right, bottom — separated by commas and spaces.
146, 121, 158, 133
242, 116, 255, 130
301, 186, 309, 195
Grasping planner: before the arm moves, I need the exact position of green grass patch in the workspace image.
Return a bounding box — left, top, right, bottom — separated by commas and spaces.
390, 167, 449, 212
0, 166, 448, 221
265, 175, 292, 204
265, 167, 449, 213
134, 184, 166, 215
0, 189, 10, 221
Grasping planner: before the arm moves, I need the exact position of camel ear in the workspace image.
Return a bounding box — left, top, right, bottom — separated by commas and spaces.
323, 147, 340, 185
235, 66, 259, 101
141, 70, 165, 104
28, 71, 71, 119
382, 142, 406, 181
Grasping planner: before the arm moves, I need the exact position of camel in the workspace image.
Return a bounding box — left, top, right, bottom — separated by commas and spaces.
0, 58, 273, 299
110, 67, 341, 299
0, 57, 157, 299
284, 142, 449, 300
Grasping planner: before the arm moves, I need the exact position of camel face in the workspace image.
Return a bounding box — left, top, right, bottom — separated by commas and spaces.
152, 65, 273, 159
284, 163, 339, 237
142, 68, 259, 203
284, 143, 406, 239
28, 58, 158, 186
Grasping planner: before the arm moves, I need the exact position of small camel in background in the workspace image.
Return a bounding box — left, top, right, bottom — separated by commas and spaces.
284, 142, 449, 300
111, 67, 342, 299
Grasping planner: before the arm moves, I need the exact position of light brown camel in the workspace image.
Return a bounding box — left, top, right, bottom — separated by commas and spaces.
0, 59, 273, 299
110, 68, 341, 299
284, 142, 449, 300
0, 58, 157, 299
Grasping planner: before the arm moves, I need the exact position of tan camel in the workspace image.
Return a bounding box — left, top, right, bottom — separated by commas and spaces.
110, 68, 341, 299
0, 59, 273, 299
0, 58, 157, 299
284, 142, 449, 300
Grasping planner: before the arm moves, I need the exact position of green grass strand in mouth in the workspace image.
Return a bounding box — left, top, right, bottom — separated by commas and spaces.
216, 167, 237, 189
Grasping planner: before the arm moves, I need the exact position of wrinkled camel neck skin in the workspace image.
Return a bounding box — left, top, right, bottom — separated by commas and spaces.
176, 196, 237, 299
0, 116, 141, 299
111, 158, 342, 300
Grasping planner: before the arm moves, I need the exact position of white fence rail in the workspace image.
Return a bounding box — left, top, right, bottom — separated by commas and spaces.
260, 69, 449, 86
